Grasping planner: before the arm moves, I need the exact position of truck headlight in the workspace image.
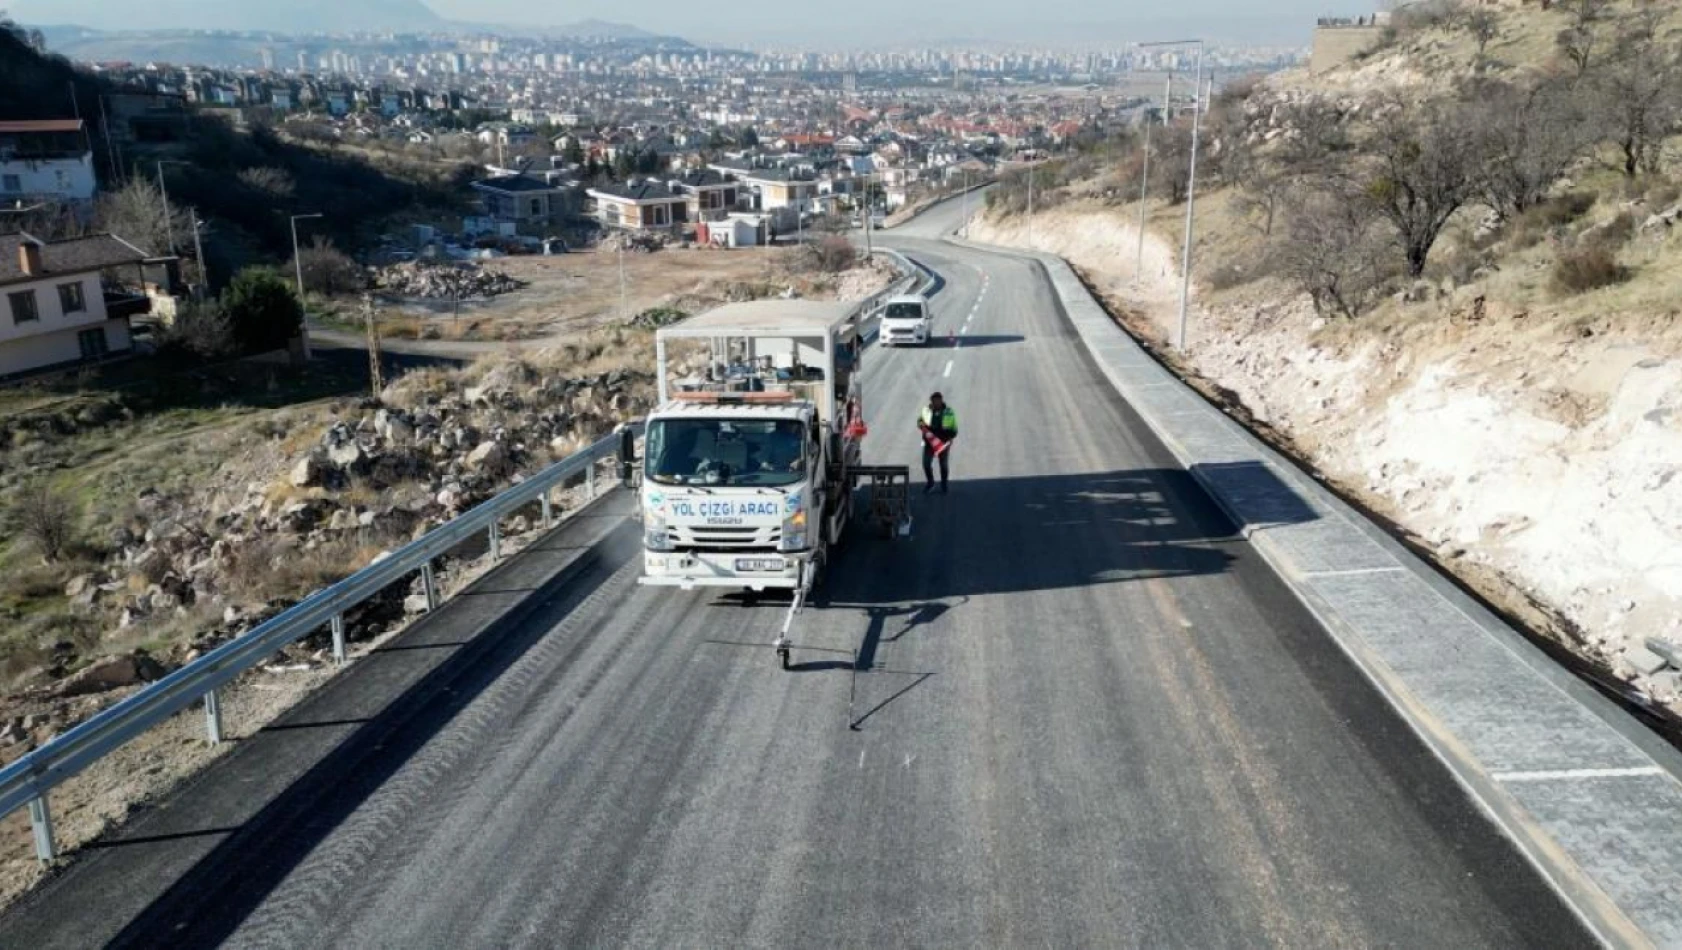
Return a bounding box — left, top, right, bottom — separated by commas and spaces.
780, 508, 808, 552
645, 512, 674, 552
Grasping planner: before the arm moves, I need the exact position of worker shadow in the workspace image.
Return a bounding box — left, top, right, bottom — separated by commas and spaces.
848, 601, 955, 671
825, 466, 1314, 604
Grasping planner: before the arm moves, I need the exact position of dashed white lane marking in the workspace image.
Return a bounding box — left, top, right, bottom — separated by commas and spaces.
1493, 767, 1663, 782
943, 360, 954, 378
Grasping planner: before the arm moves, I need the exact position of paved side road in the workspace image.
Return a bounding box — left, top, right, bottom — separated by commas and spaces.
1, 238, 1593, 948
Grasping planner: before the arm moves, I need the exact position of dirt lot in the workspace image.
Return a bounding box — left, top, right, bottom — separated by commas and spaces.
341, 245, 856, 343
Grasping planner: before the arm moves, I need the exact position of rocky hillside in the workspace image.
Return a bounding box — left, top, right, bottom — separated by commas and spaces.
0, 340, 653, 759
973, 0, 1682, 714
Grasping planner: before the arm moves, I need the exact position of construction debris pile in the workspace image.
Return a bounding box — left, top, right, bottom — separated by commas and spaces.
600, 231, 668, 253
374, 261, 527, 300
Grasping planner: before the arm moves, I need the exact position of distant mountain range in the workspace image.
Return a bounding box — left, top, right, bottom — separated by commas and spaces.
13, 0, 443, 34
11, 1, 670, 42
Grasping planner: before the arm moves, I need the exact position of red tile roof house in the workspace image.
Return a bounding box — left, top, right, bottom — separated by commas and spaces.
0, 232, 152, 380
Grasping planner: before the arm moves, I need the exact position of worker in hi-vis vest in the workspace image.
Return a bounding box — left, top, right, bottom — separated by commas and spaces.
917, 391, 958, 494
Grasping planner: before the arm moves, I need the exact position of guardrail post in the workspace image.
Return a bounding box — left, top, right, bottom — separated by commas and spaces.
330, 614, 346, 665
489, 522, 502, 561
204, 689, 223, 745
28, 796, 55, 862
540, 491, 554, 529
619, 427, 638, 486
421, 562, 439, 610
586, 461, 596, 500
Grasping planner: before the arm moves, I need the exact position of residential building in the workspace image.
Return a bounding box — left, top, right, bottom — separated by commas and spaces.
476, 124, 538, 148
670, 169, 740, 222
588, 179, 687, 231
723, 167, 821, 215
0, 120, 97, 209
470, 174, 580, 236
0, 232, 152, 379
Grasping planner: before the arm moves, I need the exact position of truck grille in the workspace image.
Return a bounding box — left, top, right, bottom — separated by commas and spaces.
668, 525, 781, 550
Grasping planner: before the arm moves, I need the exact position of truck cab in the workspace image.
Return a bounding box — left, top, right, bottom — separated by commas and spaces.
878, 294, 931, 347
639, 301, 867, 592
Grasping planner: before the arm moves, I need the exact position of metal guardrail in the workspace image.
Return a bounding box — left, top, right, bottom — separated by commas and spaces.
0, 251, 928, 865
0, 424, 640, 861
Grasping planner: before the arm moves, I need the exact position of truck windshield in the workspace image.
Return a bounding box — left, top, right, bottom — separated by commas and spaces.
883, 302, 925, 321
646, 418, 807, 488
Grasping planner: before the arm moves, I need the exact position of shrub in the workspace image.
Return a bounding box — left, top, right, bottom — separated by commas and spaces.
807, 236, 857, 273
1509, 191, 1597, 249
1552, 246, 1629, 294
221, 267, 304, 354
292, 236, 367, 296
1642, 177, 1682, 210
156, 301, 236, 361
1587, 210, 1637, 251
1541, 191, 1597, 227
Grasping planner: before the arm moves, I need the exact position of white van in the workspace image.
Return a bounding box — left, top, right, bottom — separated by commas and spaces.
878, 295, 931, 347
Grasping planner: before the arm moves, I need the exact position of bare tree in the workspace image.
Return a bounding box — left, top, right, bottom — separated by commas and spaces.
1563, 0, 1613, 29
237, 166, 295, 198
1461, 7, 1501, 63
1280, 182, 1396, 319
13, 481, 77, 563
1356, 97, 1486, 277
1273, 99, 1354, 179
1555, 0, 1613, 75
1473, 76, 1597, 217
1152, 122, 1194, 204
1593, 18, 1682, 178
93, 178, 192, 256
1222, 132, 1287, 238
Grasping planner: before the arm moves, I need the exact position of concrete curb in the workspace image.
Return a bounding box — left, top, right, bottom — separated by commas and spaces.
946, 233, 1682, 950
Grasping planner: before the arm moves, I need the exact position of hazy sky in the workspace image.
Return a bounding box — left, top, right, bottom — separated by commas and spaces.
16, 0, 1374, 47
443, 0, 1366, 46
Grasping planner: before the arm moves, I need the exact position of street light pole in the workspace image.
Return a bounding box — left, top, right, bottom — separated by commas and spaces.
960, 166, 969, 238
290, 212, 323, 360
189, 209, 206, 300
155, 161, 176, 255
862, 172, 873, 260
1178, 43, 1205, 352
1141, 38, 1206, 352
1027, 160, 1034, 246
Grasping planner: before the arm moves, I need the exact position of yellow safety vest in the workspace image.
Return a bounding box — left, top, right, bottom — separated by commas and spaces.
919, 406, 958, 435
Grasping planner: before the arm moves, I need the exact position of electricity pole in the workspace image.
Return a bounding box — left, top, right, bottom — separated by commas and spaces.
1140, 39, 1206, 352
1136, 72, 1170, 284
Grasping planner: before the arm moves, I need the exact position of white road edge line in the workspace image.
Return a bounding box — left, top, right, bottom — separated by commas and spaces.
943, 360, 953, 378
1493, 767, 1664, 782
1304, 567, 1408, 578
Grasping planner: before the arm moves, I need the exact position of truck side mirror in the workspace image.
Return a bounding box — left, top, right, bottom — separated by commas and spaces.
618, 426, 638, 486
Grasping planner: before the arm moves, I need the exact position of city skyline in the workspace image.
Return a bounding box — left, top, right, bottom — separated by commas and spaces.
12, 0, 1372, 49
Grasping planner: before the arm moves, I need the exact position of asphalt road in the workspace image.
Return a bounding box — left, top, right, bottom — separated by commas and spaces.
2, 200, 1594, 949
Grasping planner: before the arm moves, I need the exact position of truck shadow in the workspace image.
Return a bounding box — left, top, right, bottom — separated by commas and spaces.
823, 465, 1298, 606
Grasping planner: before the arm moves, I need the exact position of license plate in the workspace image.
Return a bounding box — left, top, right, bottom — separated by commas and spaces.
735, 558, 786, 572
